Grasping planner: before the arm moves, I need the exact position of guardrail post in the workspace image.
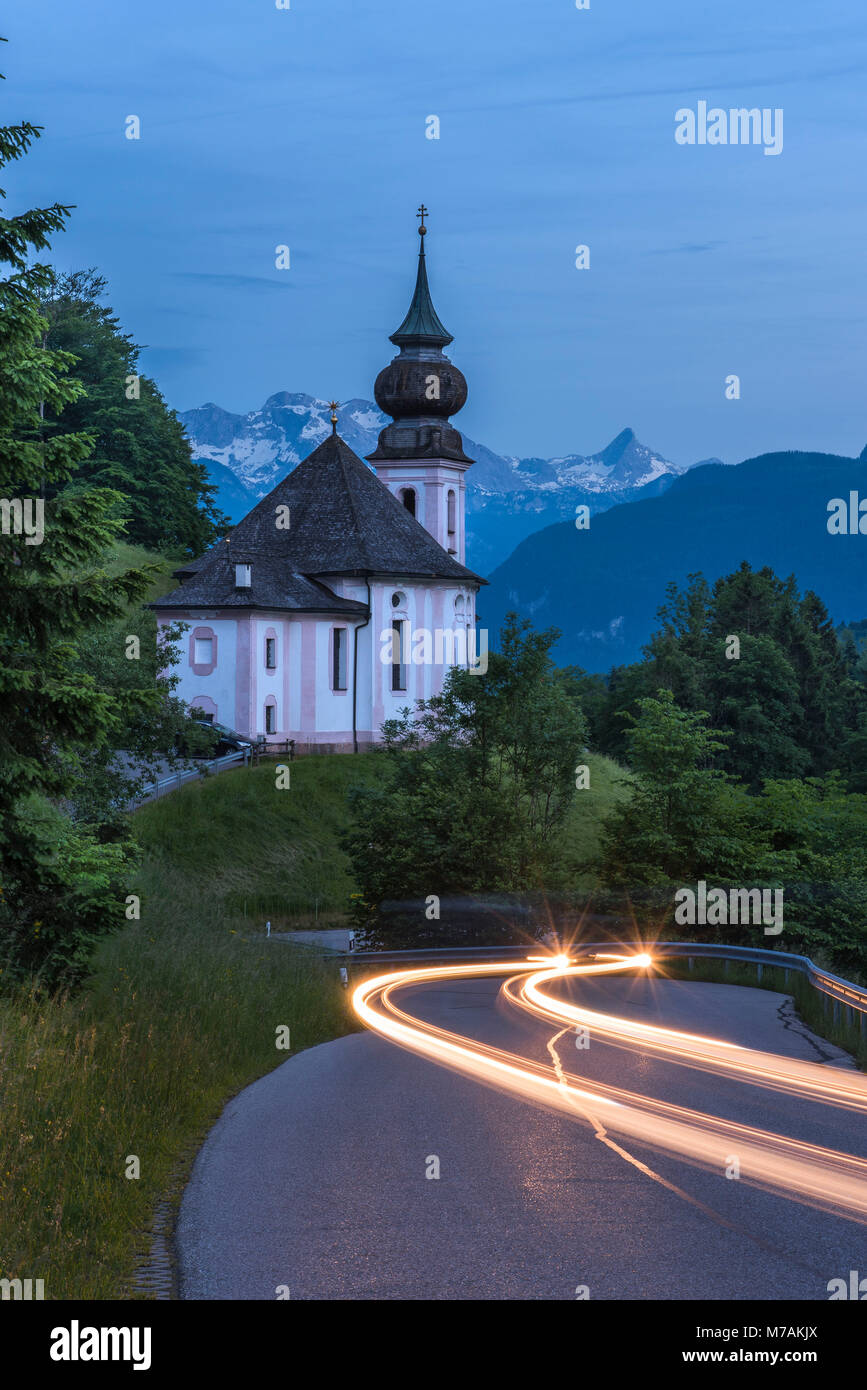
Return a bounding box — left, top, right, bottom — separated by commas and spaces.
756, 962, 763, 983
687, 957, 694, 972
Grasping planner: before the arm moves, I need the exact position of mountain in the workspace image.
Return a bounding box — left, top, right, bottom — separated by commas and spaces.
180, 393, 717, 571
483, 451, 867, 672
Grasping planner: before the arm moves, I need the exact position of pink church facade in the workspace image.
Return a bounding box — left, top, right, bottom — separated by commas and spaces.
154, 217, 485, 754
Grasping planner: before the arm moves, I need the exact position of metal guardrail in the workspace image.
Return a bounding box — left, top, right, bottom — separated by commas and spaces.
647, 941, 867, 1029
315, 939, 867, 1032
135, 747, 250, 803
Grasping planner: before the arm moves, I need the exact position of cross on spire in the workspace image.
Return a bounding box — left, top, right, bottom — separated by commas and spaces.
329, 400, 339, 435
417, 203, 428, 238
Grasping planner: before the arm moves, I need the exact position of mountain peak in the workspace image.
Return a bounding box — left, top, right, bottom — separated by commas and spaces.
180, 391, 709, 572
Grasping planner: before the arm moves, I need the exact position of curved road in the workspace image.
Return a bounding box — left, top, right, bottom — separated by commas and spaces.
177, 963, 866, 1300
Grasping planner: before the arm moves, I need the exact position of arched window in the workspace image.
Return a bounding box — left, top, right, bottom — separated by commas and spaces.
400, 487, 416, 518
454, 594, 465, 617
190, 695, 217, 724
447, 489, 456, 538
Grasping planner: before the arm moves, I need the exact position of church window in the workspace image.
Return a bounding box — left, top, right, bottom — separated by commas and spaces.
400, 487, 416, 518
332, 627, 348, 691
265, 701, 277, 734
391, 619, 407, 692
454, 594, 465, 616
391, 591, 406, 610
191, 697, 216, 723
194, 636, 213, 666
265, 636, 277, 669
447, 490, 456, 537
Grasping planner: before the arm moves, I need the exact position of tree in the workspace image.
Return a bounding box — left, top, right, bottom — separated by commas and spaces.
344, 615, 587, 946
755, 777, 867, 972
0, 89, 154, 986
595, 691, 772, 895
39, 269, 228, 555
591, 564, 864, 788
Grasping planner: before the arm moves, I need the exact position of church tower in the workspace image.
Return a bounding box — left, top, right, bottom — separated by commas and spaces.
367, 207, 473, 564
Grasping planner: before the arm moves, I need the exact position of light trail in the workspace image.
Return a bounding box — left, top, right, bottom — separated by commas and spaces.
352, 953, 867, 1224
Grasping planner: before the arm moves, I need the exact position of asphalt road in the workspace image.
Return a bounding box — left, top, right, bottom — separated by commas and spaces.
177, 974, 866, 1300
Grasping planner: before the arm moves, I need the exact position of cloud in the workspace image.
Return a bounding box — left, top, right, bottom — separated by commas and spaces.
648, 242, 725, 255
170, 273, 295, 291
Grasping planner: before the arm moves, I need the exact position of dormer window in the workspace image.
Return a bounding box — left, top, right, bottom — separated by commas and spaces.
235, 563, 251, 588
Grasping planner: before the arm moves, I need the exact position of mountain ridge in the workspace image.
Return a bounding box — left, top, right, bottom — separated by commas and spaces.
181, 392, 720, 570
483, 449, 867, 671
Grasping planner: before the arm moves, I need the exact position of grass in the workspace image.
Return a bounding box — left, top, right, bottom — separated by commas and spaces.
0, 754, 383, 1298
133, 754, 386, 928
556, 753, 632, 891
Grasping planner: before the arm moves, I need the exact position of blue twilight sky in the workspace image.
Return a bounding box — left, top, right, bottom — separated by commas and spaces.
2, 0, 865, 465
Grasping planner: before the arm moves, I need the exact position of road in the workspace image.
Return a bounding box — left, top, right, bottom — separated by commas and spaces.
177, 962, 867, 1300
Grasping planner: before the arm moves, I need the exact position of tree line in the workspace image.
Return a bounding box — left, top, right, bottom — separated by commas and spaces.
0, 99, 224, 989
347, 575, 867, 977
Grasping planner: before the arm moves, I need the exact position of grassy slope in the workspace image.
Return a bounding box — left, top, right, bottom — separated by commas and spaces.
0, 755, 383, 1299
556, 754, 632, 892
134, 755, 385, 926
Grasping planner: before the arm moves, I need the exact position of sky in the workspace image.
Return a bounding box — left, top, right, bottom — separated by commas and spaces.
3, 0, 866, 466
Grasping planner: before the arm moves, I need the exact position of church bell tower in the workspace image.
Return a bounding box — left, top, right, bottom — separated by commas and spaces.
367, 207, 473, 564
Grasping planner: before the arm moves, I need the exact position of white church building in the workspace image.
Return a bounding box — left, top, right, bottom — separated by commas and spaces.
153, 213, 486, 753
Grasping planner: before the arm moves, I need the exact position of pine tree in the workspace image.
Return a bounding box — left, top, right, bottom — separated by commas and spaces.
0, 91, 153, 986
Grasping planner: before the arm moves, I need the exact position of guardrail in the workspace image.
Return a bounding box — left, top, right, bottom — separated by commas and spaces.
313, 939, 867, 1032
134, 747, 251, 804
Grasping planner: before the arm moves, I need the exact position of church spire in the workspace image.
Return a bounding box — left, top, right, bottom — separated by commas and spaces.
388, 205, 454, 350
367, 208, 472, 465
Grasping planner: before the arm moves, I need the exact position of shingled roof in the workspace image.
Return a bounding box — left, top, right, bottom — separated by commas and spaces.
154, 433, 484, 613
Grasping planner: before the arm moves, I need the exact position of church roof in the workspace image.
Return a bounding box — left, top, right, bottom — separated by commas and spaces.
154, 433, 483, 613
389, 243, 453, 349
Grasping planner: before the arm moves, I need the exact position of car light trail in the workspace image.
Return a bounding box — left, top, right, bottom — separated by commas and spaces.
352, 953, 867, 1223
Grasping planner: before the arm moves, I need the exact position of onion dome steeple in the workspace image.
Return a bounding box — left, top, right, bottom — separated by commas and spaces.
367, 207, 472, 465
389, 207, 454, 350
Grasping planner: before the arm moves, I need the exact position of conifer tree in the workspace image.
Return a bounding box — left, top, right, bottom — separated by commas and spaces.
0, 82, 153, 985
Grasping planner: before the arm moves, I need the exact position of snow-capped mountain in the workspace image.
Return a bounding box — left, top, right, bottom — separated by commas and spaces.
181, 392, 720, 572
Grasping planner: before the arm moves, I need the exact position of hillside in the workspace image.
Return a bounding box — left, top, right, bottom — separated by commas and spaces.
0, 755, 375, 1298
134, 755, 385, 925
484, 450, 867, 671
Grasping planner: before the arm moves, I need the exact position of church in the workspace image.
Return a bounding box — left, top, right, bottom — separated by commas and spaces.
154, 211, 485, 754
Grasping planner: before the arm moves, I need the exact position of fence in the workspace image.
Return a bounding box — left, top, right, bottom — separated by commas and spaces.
133, 747, 251, 804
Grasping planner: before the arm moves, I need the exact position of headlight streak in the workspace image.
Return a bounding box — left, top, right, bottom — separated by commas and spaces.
352, 953, 867, 1224
517, 966, 867, 1115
